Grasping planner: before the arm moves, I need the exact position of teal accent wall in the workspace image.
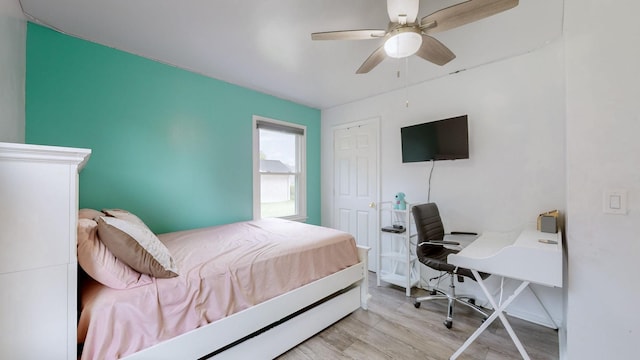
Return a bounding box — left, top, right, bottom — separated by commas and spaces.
26, 23, 321, 233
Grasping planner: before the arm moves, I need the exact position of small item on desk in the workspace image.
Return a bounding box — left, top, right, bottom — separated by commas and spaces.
537, 210, 559, 233
538, 239, 558, 244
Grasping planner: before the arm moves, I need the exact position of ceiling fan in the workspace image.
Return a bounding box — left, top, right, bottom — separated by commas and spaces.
311, 0, 519, 74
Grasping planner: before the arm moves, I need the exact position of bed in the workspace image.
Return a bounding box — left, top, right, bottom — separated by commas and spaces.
76, 210, 370, 360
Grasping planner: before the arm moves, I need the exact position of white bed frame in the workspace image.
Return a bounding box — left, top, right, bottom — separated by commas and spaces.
123, 246, 370, 360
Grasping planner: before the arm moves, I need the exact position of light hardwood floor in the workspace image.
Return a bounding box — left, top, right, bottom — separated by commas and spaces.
278, 272, 559, 360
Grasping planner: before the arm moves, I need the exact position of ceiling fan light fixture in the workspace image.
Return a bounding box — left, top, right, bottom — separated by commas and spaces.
384, 28, 422, 58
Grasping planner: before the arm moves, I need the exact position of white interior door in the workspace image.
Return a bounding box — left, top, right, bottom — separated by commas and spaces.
333, 120, 379, 271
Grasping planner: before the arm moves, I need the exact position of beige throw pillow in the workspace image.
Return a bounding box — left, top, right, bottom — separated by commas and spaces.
102, 208, 147, 227
97, 216, 178, 278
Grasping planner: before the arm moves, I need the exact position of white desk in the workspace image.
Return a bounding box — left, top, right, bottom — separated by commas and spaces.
447, 228, 563, 359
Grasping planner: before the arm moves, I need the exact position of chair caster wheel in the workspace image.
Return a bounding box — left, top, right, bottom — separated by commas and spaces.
444, 319, 453, 329
414, 301, 421, 309
430, 289, 437, 295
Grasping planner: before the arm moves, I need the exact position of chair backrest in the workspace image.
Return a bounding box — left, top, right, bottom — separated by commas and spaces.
412, 203, 445, 242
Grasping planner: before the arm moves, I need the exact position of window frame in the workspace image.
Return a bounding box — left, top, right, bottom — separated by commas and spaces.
252, 115, 307, 222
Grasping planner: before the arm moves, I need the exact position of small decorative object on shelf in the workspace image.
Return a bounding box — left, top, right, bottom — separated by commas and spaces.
393, 192, 407, 210
381, 224, 405, 233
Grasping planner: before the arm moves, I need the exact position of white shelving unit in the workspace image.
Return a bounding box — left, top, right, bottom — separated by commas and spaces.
0, 142, 91, 359
376, 201, 419, 296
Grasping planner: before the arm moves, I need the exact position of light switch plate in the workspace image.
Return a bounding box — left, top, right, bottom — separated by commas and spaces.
603, 189, 627, 215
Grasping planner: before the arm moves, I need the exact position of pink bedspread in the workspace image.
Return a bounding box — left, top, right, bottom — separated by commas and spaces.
78, 218, 359, 360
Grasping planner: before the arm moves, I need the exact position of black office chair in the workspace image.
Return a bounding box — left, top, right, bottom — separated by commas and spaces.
411, 203, 490, 329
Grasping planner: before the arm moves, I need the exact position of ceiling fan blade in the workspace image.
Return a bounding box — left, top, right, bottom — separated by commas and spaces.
311, 29, 386, 41
356, 45, 387, 74
420, 0, 518, 34
387, 0, 419, 24
415, 35, 456, 66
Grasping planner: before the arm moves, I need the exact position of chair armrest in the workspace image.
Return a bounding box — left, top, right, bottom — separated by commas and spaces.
450, 231, 478, 236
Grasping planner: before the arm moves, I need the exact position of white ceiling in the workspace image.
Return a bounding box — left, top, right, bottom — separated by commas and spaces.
18, 0, 564, 109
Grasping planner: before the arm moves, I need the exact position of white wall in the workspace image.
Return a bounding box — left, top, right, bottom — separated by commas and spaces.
0, 0, 25, 143
321, 42, 566, 326
564, 1, 640, 358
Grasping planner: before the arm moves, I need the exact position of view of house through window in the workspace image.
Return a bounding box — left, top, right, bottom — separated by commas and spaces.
254, 117, 306, 220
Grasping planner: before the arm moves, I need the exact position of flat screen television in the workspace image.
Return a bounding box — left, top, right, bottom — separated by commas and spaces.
401, 115, 469, 162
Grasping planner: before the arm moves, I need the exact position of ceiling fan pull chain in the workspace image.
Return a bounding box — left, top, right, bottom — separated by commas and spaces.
405, 57, 410, 108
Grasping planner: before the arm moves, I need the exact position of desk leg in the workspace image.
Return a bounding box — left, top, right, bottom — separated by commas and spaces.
450, 272, 531, 360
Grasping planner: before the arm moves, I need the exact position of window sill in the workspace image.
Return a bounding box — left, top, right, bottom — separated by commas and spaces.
278, 215, 308, 223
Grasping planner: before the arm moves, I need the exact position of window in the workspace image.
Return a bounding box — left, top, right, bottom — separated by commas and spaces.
253, 116, 306, 221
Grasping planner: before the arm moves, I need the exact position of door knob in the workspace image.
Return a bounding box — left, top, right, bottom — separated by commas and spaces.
369, 202, 376, 208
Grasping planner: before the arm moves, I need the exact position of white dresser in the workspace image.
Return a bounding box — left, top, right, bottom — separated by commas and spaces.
0, 142, 91, 360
